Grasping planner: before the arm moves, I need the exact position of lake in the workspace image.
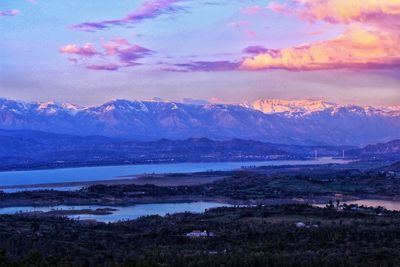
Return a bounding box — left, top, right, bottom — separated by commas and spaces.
0, 157, 349, 188
314, 199, 400, 211
344, 199, 400, 211
0, 202, 231, 223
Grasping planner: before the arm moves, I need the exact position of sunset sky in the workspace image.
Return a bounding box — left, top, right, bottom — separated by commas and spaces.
1, 0, 399, 106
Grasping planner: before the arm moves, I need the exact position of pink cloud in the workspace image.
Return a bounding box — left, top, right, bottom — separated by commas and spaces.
60, 39, 154, 71
0, 9, 20, 17
103, 38, 132, 55
59, 43, 99, 57
267, 2, 287, 13
71, 0, 185, 32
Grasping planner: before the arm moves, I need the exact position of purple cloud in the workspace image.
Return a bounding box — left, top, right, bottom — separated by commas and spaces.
170, 60, 240, 72
117, 45, 154, 65
243, 45, 268, 55
86, 64, 120, 71
71, 0, 185, 32
0, 10, 20, 17
60, 38, 155, 71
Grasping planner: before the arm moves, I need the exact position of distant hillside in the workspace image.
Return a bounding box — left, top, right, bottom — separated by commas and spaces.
1, 98, 400, 145
387, 161, 400, 172
0, 129, 351, 170
356, 140, 400, 155
349, 139, 400, 161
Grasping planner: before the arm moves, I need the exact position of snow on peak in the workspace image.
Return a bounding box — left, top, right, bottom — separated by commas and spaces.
37, 101, 56, 109
242, 99, 336, 115
62, 102, 82, 112
242, 99, 400, 117
35, 101, 83, 115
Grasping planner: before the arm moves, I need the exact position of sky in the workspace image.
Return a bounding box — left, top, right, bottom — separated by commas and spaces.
0, 0, 399, 106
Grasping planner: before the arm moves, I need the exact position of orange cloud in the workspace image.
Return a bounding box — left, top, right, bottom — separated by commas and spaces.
294, 0, 400, 25
59, 43, 98, 57
241, 0, 400, 71
240, 27, 400, 70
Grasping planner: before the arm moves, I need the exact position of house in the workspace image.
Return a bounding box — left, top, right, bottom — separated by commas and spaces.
186, 230, 214, 238
295, 222, 306, 228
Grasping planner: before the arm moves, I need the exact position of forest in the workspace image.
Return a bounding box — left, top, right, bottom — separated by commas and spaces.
1, 204, 400, 266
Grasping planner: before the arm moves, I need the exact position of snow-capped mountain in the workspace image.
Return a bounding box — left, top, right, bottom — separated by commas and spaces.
242, 99, 400, 117
0, 98, 399, 145
241, 99, 336, 115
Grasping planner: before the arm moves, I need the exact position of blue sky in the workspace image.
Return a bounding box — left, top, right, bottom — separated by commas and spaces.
1, 0, 399, 106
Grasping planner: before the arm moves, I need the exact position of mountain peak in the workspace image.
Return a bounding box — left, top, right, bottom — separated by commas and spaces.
0, 97, 399, 146
242, 99, 336, 115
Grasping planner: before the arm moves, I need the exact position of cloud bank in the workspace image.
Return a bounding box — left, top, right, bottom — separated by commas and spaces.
240, 0, 400, 71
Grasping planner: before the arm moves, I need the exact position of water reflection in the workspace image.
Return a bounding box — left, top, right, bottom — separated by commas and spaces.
344, 200, 400, 211
0, 157, 350, 187
0, 202, 231, 223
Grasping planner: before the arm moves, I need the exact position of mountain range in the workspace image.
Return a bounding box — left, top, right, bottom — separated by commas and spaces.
241, 99, 400, 117
1, 98, 399, 146
0, 129, 354, 170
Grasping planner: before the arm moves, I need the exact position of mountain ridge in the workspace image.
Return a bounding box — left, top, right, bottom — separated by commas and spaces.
242, 99, 400, 117
0, 129, 354, 171
1, 98, 399, 146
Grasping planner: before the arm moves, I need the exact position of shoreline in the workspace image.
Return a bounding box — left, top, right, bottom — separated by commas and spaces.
1, 194, 399, 209
0, 172, 231, 190
0, 158, 355, 190
0, 157, 309, 173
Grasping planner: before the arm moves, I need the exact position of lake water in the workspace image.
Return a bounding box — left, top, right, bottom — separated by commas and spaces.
0, 157, 349, 188
0, 202, 231, 223
314, 199, 400, 211
1, 186, 83, 193
344, 200, 400, 211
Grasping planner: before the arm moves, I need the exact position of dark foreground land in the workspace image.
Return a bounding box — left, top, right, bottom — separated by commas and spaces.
1, 205, 400, 267
1, 163, 400, 266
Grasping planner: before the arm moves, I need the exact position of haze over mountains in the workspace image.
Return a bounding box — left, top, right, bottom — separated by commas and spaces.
0, 98, 399, 146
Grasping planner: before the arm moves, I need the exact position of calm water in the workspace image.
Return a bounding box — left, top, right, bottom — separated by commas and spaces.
0, 157, 349, 187
0, 202, 231, 223
344, 200, 400, 211
1, 186, 83, 193
315, 199, 400, 211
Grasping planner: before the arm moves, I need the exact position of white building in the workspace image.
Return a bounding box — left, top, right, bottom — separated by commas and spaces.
186, 230, 214, 237
295, 222, 306, 228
